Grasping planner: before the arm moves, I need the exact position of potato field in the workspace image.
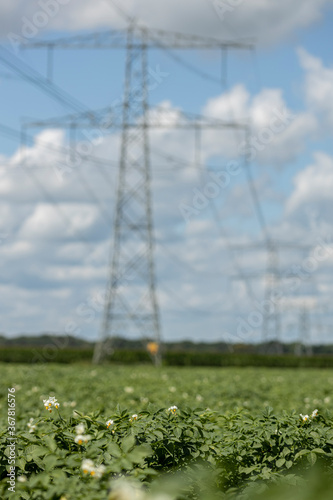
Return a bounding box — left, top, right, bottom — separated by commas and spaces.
1, 364, 333, 499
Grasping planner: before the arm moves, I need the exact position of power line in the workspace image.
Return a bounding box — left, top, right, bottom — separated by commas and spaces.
0, 121, 196, 174
106, 0, 237, 86
19, 133, 98, 255
158, 281, 232, 317
0, 122, 115, 253
0, 121, 118, 172
243, 146, 270, 243
104, 0, 136, 25
20, 20, 253, 362
150, 144, 259, 307
156, 238, 226, 278
0, 72, 21, 80
153, 43, 222, 85
0, 46, 87, 113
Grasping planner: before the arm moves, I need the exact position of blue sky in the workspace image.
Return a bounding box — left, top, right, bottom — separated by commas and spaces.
1, 0, 333, 346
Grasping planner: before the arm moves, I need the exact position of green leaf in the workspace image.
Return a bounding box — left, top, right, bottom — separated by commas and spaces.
276, 458, 286, 467
44, 454, 58, 471
307, 452, 317, 465
19, 491, 30, 500
128, 444, 153, 464
26, 445, 49, 459
107, 442, 122, 457
239, 465, 257, 474
174, 427, 182, 439
122, 435, 136, 453
295, 449, 309, 460
120, 457, 133, 470
16, 458, 26, 471
43, 435, 57, 452
50, 469, 67, 481
312, 448, 326, 454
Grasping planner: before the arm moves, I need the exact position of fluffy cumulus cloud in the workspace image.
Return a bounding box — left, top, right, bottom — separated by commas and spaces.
202, 84, 317, 167
200, 48, 333, 169
0, 127, 116, 334
298, 48, 333, 129
286, 152, 333, 221
1, 0, 333, 47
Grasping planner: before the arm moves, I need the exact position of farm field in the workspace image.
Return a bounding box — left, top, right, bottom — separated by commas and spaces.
1, 364, 333, 499
1, 364, 333, 415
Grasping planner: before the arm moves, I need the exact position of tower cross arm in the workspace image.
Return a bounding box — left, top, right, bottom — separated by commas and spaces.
24, 105, 249, 131
229, 240, 315, 252
21, 27, 254, 51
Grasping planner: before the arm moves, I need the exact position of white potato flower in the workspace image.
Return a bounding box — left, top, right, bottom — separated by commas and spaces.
108, 480, 145, 500
43, 396, 60, 412
81, 459, 94, 475
94, 465, 106, 479
75, 434, 91, 445
167, 405, 178, 414
27, 418, 36, 433
124, 386, 134, 394
81, 459, 105, 478
106, 419, 114, 428
300, 409, 318, 422
75, 423, 85, 435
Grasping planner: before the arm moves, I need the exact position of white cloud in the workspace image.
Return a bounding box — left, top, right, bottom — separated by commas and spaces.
203, 84, 317, 166
1, 240, 34, 258
286, 151, 333, 219
44, 264, 106, 282
298, 47, 333, 128
0, 128, 118, 206
1, 0, 333, 47
19, 202, 100, 240
203, 84, 248, 122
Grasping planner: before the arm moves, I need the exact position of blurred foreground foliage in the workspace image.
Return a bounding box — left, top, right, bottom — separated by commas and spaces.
1, 402, 333, 499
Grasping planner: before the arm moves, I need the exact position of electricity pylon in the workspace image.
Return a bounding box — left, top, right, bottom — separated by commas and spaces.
280, 298, 317, 356
230, 240, 314, 351
94, 27, 161, 364
262, 240, 281, 349
24, 25, 253, 364
298, 302, 313, 356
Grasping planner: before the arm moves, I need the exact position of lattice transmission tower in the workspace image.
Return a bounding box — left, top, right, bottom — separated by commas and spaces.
24, 25, 253, 364
230, 240, 314, 352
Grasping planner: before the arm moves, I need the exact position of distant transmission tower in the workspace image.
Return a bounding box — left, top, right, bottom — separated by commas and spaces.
281, 297, 316, 356
299, 302, 313, 356
231, 240, 314, 352
262, 241, 281, 350
24, 25, 253, 364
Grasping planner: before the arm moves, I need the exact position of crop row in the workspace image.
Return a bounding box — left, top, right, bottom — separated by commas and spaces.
2, 347, 333, 368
